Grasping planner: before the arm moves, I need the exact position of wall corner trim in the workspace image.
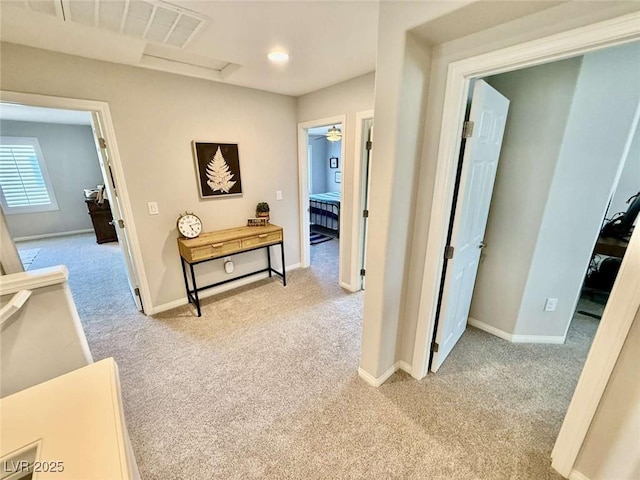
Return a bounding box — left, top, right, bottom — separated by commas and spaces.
468, 317, 566, 344
358, 360, 412, 387
568, 470, 591, 480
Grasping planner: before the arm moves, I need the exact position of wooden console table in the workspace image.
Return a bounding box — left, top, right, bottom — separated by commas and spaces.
177, 224, 286, 316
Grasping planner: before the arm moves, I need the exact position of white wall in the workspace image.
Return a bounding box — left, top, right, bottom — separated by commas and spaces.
309, 137, 327, 194
325, 139, 342, 194
468, 57, 583, 334
515, 42, 640, 338
606, 122, 640, 220
573, 308, 640, 480
0, 42, 299, 311
297, 72, 375, 286
0, 120, 103, 239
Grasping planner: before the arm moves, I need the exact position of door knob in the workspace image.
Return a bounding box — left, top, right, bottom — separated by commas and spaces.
479, 242, 487, 249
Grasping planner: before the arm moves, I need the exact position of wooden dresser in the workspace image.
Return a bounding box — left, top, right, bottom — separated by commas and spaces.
85, 199, 118, 244
177, 224, 286, 316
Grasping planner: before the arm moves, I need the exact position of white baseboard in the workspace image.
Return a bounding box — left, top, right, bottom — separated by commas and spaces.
468, 317, 513, 341
468, 317, 565, 344
569, 470, 591, 480
14, 229, 93, 242
512, 333, 566, 344
358, 360, 412, 387
340, 280, 359, 292
397, 360, 412, 375
150, 263, 301, 315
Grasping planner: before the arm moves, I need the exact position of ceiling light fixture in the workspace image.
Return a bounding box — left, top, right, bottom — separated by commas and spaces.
267, 51, 290, 63
326, 126, 342, 142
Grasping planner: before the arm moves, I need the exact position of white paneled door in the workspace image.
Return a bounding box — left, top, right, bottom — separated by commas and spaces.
430, 80, 510, 372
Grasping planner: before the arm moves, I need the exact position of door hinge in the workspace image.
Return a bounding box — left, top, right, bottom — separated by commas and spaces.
98, 137, 107, 149
444, 245, 454, 259
118, 219, 125, 229
363, 209, 369, 218
134, 287, 140, 296
360, 268, 366, 276
462, 121, 474, 139
366, 140, 373, 150
431, 341, 439, 352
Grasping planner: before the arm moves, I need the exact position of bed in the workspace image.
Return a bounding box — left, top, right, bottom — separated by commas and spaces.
309, 192, 340, 237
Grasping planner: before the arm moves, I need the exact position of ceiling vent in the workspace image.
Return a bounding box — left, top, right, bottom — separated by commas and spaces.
10, 0, 206, 48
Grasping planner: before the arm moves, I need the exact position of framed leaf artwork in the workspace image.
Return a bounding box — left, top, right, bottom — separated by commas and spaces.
192, 142, 243, 198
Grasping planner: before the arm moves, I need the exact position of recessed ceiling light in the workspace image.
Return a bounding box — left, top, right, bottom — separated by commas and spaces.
267, 51, 290, 63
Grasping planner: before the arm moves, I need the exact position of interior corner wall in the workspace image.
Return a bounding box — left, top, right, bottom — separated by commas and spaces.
606, 122, 640, 220
297, 72, 375, 288
0, 42, 299, 311
515, 41, 640, 338
572, 307, 640, 480
467, 57, 583, 335
1, 120, 103, 239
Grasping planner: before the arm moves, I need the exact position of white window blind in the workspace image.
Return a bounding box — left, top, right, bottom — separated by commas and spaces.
0, 137, 58, 215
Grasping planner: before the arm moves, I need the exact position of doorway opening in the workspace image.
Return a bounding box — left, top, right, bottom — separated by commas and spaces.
430, 41, 639, 370
307, 123, 342, 258
0, 101, 145, 317
297, 115, 346, 285
414, 27, 639, 475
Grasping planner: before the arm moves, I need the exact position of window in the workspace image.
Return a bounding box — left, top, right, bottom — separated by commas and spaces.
0, 137, 58, 214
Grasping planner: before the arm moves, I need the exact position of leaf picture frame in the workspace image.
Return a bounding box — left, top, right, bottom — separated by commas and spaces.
193, 142, 243, 198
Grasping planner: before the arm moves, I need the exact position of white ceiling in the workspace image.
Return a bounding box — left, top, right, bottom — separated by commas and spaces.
0, 103, 93, 125
0, 0, 379, 97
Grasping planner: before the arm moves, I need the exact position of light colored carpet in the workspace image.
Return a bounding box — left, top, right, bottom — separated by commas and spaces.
16, 233, 135, 317
17, 234, 598, 479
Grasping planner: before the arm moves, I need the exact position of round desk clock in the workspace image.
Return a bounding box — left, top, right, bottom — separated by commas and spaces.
177, 212, 202, 239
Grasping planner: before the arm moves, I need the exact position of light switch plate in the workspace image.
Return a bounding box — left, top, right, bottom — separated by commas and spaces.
276, 190, 283, 200
147, 202, 159, 215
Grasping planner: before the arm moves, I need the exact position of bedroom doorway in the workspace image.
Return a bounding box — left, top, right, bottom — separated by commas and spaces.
307, 123, 342, 277
308, 124, 342, 242
0, 94, 147, 314
297, 115, 346, 285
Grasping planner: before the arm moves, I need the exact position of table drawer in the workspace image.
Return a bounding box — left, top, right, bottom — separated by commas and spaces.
242, 231, 282, 249
190, 239, 242, 261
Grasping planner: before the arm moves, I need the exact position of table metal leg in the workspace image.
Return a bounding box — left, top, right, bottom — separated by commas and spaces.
181, 257, 189, 298
280, 241, 287, 286
189, 262, 201, 317
267, 245, 272, 277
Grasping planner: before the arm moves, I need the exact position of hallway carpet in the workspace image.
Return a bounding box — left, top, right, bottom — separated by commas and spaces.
19, 235, 596, 479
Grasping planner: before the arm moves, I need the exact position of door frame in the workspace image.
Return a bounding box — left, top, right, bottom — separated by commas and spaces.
0, 90, 151, 314
409, 11, 640, 477
349, 110, 374, 290
297, 115, 346, 280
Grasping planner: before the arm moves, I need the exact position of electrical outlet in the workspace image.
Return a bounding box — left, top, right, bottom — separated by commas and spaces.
544, 298, 558, 312
147, 202, 159, 215
276, 190, 283, 200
